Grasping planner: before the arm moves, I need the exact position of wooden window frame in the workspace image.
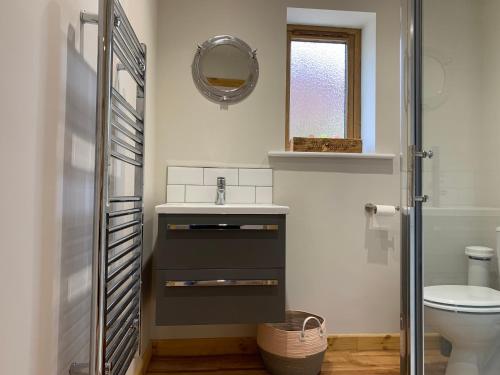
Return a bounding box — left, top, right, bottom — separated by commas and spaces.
286, 25, 362, 150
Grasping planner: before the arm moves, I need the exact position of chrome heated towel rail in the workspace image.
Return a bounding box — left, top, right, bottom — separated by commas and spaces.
72, 1, 146, 375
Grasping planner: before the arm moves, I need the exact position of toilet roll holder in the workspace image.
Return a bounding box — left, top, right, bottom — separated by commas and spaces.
364, 203, 400, 214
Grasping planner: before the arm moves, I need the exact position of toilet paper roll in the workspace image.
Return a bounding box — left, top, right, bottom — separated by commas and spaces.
374, 205, 397, 216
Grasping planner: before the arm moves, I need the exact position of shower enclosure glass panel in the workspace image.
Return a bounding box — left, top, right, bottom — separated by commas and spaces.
420, 0, 500, 374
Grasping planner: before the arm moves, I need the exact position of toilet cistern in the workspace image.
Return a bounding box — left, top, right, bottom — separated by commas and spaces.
466, 245, 494, 287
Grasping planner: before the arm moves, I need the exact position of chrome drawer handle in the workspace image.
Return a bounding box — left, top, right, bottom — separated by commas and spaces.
165, 279, 279, 287
167, 224, 278, 231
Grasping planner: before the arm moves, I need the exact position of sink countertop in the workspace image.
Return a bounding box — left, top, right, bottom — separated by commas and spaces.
155, 203, 290, 215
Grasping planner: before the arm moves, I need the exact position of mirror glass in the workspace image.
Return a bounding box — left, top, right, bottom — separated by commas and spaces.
200, 45, 251, 90
192, 35, 259, 105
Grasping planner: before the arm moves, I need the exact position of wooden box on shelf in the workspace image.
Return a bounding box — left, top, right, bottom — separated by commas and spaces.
289, 137, 362, 153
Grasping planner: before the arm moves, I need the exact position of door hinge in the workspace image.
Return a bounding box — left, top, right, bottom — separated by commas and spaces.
414, 195, 429, 203
414, 149, 434, 159
408, 145, 431, 206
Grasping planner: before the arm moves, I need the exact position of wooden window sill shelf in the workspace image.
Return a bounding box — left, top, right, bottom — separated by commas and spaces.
268, 151, 396, 160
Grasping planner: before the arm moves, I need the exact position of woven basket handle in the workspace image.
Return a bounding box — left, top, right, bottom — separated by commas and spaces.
300, 316, 325, 342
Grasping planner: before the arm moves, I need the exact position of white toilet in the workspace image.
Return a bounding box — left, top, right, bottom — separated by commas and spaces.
424, 231, 500, 375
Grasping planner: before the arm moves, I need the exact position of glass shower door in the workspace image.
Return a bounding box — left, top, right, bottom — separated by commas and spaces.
404, 0, 500, 374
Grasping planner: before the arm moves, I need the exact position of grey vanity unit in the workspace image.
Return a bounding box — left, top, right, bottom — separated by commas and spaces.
154, 204, 289, 325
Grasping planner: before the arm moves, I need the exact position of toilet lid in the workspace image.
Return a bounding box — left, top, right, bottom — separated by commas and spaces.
465, 246, 494, 259
424, 285, 500, 313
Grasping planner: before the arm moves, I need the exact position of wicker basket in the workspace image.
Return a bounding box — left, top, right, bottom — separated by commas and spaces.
257, 311, 327, 375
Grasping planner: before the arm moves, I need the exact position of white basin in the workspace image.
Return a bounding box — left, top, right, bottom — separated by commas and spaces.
155, 203, 289, 215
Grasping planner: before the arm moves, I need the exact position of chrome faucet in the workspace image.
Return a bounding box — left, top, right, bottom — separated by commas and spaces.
215, 177, 226, 205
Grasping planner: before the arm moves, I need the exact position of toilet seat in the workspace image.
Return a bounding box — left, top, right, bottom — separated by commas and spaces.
424, 285, 500, 314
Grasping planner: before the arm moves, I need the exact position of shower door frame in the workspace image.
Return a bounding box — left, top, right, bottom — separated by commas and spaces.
401, 0, 424, 374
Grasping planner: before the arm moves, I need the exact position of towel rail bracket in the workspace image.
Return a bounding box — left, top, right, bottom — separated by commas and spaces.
80, 11, 98, 25
69, 363, 111, 375
80, 11, 121, 28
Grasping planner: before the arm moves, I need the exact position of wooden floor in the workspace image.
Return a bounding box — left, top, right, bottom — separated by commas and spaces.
146, 349, 448, 375
146, 336, 447, 375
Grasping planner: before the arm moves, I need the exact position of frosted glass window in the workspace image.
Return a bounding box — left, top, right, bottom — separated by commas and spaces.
289, 41, 347, 138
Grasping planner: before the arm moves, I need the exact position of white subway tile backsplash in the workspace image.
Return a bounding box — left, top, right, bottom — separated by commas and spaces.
239, 168, 273, 186
166, 166, 273, 204
226, 186, 256, 204
167, 185, 185, 203
185, 185, 217, 203
256, 187, 273, 204
168, 167, 203, 185
204, 168, 239, 186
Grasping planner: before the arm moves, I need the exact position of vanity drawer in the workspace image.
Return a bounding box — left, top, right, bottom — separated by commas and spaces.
155, 214, 286, 269
155, 268, 285, 325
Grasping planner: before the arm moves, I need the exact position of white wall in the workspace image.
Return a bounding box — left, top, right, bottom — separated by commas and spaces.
479, 0, 500, 208
152, 0, 401, 337
422, 0, 500, 209
422, 0, 483, 208
421, 0, 500, 287
0, 1, 157, 375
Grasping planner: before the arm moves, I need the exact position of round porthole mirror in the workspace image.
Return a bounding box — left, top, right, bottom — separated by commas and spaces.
192, 35, 259, 105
